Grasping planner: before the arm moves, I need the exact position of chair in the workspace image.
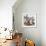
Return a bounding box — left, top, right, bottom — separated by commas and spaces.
15, 33, 23, 46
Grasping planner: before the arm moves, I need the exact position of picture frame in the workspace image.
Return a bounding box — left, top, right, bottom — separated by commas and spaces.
22, 13, 36, 27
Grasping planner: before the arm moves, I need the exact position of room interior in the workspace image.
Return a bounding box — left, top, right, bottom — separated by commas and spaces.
0, 0, 46, 46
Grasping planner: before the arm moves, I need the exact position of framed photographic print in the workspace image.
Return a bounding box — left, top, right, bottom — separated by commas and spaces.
22, 13, 36, 27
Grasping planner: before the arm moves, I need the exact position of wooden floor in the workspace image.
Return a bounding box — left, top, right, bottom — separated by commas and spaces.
0, 39, 16, 46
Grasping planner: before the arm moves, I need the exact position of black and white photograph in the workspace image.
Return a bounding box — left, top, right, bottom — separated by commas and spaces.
22, 13, 36, 27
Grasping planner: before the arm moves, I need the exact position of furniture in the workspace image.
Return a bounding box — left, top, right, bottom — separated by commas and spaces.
25, 40, 35, 46
13, 33, 23, 46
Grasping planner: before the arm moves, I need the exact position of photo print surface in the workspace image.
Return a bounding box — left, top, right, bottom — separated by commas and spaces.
22, 13, 36, 27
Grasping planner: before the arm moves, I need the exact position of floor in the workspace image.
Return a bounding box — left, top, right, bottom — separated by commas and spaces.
0, 39, 16, 46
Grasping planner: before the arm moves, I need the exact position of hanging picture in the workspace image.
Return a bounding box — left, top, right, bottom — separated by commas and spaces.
22, 13, 36, 27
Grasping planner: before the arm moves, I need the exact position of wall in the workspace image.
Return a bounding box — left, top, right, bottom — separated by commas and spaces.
0, 0, 16, 30
13, 0, 41, 46
40, 0, 46, 46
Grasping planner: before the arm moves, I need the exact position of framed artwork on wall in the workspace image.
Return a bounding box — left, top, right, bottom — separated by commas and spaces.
22, 13, 36, 27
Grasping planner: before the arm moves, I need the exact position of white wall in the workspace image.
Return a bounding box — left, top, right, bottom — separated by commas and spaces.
41, 0, 46, 46
13, 0, 46, 46
0, 0, 16, 30
13, 0, 41, 46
